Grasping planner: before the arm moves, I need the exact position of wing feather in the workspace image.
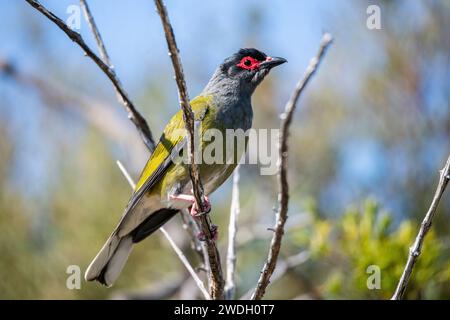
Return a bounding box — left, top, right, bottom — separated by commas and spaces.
114, 96, 212, 236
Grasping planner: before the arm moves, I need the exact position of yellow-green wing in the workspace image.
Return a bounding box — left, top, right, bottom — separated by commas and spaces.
122, 95, 212, 218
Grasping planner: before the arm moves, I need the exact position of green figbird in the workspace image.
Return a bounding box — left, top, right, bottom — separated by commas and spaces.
85, 49, 286, 286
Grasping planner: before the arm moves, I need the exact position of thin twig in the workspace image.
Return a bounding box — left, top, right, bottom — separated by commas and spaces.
392, 155, 450, 300
79, 0, 111, 65
237, 214, 309, 247
116, 161, 138, 189
159, 228, 211, 300
179, 209, 213, 290
241, 251, 310, 300
25, 0, 155, 152
179, 209, 212, 289
180, 209, 204, 258
116, 160, 210, 300
251, 33, 333, 300
154, 0, 224, 299
0, 55, 147, 162
225, 166, 241, 299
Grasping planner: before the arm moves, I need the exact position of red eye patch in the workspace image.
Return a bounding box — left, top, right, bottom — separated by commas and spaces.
236, 56, 260, 71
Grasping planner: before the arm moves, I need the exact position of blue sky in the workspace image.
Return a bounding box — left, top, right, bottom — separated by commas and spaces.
0, 0, 364, 92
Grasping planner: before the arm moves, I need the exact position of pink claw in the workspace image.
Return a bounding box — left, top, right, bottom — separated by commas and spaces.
190, 196, 211, 217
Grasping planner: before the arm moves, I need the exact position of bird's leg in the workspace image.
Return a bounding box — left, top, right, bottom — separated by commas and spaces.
169, 194, 216, 241
169, 194, 211, 217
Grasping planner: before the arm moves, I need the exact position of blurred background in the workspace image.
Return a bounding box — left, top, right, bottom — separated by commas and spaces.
0, 0, 449, 299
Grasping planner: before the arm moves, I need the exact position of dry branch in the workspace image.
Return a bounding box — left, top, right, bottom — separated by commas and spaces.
159, 227, 211, 300
241, 251, 310, 300
392, 155, 450, 300
251, 33, 333, 300
25, 0, 155, 152
0, 55, 145, 159
79, 0, 111, 65
180, 210, 204, 257
154, 0, 224, 299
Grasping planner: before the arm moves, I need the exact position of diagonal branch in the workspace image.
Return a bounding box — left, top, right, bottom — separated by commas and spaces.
0, 55, 149, 164
251, 33, 333, 300
154, 0, 224, 299
159, 227, 211, 300
225, 166, 241, 299
25, 0, 155, 152
392, 155, 450, 300
116, 160, 211, 300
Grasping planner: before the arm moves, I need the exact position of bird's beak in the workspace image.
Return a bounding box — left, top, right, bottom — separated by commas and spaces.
259, 56, 287, 69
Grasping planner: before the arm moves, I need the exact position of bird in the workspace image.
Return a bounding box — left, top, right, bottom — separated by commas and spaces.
85, 48, 287, 286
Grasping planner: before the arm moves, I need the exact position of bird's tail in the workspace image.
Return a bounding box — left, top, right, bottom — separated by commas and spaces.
85, 208, 179, 287
84, 233, 133, 287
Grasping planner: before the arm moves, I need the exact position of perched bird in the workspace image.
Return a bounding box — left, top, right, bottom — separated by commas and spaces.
85, 48, 286, 286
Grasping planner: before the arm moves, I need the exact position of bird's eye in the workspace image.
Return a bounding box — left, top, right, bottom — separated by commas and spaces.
237, 56, 259, 70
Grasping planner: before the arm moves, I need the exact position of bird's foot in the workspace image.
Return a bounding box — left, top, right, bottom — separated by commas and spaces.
169, 194, 211, 217
197, 224, 218, 242
170, 194, 215, 240
190, 196, 211, 217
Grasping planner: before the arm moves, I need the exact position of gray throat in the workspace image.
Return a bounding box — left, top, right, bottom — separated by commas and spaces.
202, 70, 254, 131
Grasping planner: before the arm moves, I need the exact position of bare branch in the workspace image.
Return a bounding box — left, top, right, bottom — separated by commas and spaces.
180, 209, 212, 287
154, 0, 224, 299
0, 55, 149, 164
25, 0, 155, 152
241, 251, 310, 300
116, 160, 210, 300
180, 210, 203, 256
159, 228, 211, 300
237, 214, 308, 247
116, 160, 138, 189
79, 0, 112, 65
392, 155, 450, 300
251, 33, 333, 300
180, 211, 214, 290
225, 166, 241, 299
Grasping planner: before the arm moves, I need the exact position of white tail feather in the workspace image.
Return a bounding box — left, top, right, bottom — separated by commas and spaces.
85, 234, 133, 287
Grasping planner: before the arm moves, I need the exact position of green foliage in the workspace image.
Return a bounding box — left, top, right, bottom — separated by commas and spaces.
296, 199, 450, 299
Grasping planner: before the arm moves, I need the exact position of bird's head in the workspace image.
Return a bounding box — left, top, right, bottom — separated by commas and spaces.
203, 48, 287, 97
